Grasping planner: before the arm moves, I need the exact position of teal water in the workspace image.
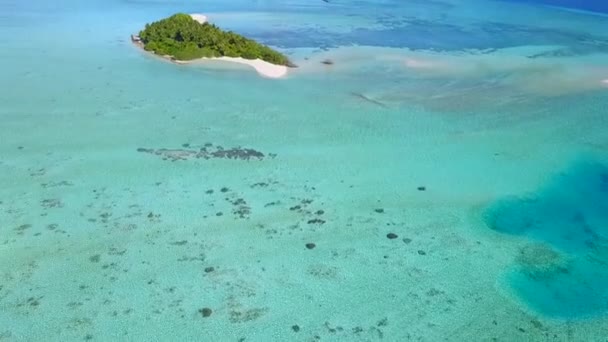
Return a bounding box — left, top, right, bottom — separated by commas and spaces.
1, 0, 608, 340
485, 161, 608, 319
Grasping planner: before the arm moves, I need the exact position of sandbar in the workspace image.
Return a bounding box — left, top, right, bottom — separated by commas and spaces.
602, 79, 608, 86
187, 57, 288, 78
404, 57, 438, 69
170, 55, 287, 79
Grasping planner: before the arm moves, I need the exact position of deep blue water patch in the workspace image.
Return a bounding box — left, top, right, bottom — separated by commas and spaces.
250, 19, 608, 56
484, 161, 608, 318
114, 0, 608, 55
502, 0, 608, 14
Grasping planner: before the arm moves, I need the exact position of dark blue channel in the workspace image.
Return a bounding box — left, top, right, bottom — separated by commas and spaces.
484, 161, 608, 318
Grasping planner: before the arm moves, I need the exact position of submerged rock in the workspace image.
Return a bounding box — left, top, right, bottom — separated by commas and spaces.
199, 308, 213, 317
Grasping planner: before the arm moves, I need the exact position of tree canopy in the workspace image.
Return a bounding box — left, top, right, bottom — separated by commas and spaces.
138, 13, 291, 66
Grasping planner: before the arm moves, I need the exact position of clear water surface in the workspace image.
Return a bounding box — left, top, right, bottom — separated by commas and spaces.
1, 0, 608, 340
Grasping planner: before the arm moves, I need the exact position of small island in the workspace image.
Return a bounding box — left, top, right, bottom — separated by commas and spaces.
133, 13, 294, 78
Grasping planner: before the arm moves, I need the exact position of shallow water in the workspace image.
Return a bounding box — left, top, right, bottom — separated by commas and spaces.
1, 0, 608, 340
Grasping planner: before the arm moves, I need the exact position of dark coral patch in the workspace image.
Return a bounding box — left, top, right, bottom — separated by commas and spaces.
199, 308, 213, 317
137, 144, 269, 162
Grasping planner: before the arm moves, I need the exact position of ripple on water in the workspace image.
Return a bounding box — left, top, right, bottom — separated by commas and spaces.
484, 161, 608, 318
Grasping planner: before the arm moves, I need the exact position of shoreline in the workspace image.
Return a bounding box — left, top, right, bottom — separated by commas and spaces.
132, 13, 289, 79
134, 43, 289, 78
174, 56, 289, 78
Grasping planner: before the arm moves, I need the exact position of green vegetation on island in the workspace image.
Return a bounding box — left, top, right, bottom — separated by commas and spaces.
138, 13, 292, 66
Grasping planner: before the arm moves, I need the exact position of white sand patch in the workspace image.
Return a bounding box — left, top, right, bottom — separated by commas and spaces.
404, 57, 440, 69
602, 79, 608, 86
190, 13, 207, 24
205, 57, 288, 78
178, 57, 288, 78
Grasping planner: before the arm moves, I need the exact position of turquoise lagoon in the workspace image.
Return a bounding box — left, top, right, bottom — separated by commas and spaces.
1, 0, 608, 340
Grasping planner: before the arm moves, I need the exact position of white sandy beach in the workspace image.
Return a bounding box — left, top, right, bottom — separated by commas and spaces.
191, 56, 288, 78
172, 55, 288, 78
